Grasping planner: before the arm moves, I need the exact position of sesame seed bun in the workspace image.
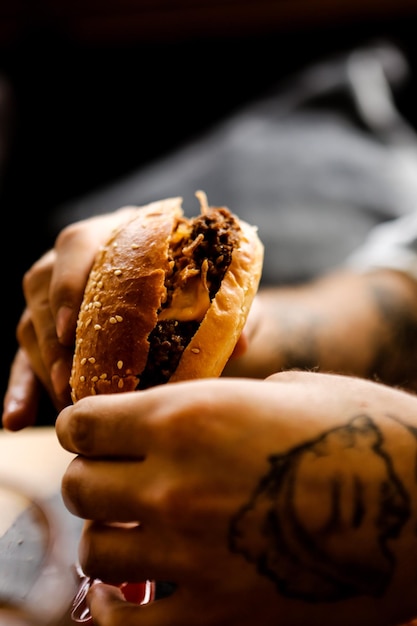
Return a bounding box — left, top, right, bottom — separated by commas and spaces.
70, 192, 264, 402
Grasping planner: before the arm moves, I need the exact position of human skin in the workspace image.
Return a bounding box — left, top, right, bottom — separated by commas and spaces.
4, 238, 417, 431
4, 208, 417, 625
56, 371, 417, 626
3, 207, 142, 429
223, 269, 417, 393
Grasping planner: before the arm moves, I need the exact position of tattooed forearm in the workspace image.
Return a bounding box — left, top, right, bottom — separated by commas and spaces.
257, 271, 417, 390
229, 414, 411, 603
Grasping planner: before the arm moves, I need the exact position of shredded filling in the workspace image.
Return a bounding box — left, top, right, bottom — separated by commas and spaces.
137, 208, 240, 388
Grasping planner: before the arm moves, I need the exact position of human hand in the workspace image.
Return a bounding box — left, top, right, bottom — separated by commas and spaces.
57, 371, 417, 626
2, 201, 255, 430
2, 207, 140, 430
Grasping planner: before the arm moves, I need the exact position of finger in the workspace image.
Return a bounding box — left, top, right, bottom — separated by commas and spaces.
57, 377, 244, 458
21, 252, 74, 402
78, 521, 183, 584
17, 307, 72, 407
50, 207, 139, 346
57, 376, 267, 460
2, 348, 41, 430
21, 251, 60, 369
56, 386, 170, 457
61, 457, 150, 521
17, 309, 55, 394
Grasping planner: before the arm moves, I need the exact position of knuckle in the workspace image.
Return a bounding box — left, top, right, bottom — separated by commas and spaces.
54, 221, 85, 249
66, 401, 98, 455
159, 405, 203, 449
61, 457, 86, 515
148, 480, 189, 525
22, 250, 55, 299
16, 309, 32, 345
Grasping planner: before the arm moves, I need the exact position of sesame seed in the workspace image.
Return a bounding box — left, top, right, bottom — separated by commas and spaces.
80, 376, 85, 382
97, 281, 103, 289
91, 376, 98, 382
88, 357, 96, 363
118, 379, 124, 389
191, 348, 200, 354
109, 317, 117, 324
94, 301, 102, 308
131, 243, 139, 249
100, 373, 107, 379
81, 358, 87, 365
94, 324, 102, 330
85, 318, 92, 327
114, 269, 122, 276
115, 315, 123, 322
117, 360, 123, 369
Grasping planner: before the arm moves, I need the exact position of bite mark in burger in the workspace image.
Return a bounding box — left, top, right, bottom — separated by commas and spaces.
70, 191, 264, 402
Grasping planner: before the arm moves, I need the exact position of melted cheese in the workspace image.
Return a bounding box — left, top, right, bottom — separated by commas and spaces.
158, 220, 211, 322
158, 275, 210, 322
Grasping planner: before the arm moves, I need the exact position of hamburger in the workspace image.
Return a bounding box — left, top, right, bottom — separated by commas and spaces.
70, 191, 264, 402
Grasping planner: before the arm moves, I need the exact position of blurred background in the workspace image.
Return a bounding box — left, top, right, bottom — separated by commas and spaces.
1, 0, 417, 419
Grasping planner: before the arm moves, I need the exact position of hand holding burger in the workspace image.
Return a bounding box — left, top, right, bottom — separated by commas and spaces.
70, 191, 264, 400
2, 192, 263, 430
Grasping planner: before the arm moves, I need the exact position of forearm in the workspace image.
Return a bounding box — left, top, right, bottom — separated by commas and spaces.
224, 268, 417, 392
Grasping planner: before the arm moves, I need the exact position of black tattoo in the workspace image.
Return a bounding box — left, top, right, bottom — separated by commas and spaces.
385, 415, 417, 531
369, 282, 417, 390
229, 415, 410, 602
272, 310, 321, 373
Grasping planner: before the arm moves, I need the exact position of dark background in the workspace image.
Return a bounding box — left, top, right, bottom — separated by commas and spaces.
1, 1, 417, 419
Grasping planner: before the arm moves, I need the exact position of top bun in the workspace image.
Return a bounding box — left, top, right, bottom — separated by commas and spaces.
70, 193, 264, 402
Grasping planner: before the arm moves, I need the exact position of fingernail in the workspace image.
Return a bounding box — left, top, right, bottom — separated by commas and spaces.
2, 398, 22, 425
2, 398, 29, 431
4, 398, 21, 414
51, 359, 71, 397
56, 305, 73, 341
